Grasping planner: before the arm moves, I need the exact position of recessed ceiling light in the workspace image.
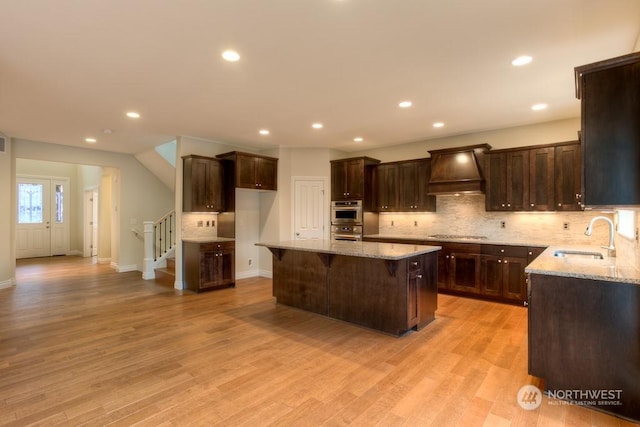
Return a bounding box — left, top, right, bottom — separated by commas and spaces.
312, 123, 323, 129
531, 103, 548, 111
398, 101, 413, 108
433, 122, 445, 128
126, 111, 140, 119
354, 137, 363, 142
102, 129, 113, 134
222, 50, 240, 62
259, 129, 270, 135
512, 55, 533, 66
85, 137, 97, 143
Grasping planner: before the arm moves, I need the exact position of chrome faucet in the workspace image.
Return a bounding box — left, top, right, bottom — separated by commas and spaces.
585, 216, 616, 257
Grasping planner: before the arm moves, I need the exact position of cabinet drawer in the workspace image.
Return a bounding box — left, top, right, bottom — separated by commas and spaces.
482, 244, 528, 257
200, 241, 235, 251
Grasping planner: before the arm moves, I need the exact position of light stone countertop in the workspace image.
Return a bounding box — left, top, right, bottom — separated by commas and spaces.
182, 237, 235, 243
364, 234, 549, 247
525, 245, 640, 285
256, 240, 441, 261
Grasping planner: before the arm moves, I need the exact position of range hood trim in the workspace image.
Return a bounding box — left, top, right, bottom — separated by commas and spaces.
427, 144, 491, 195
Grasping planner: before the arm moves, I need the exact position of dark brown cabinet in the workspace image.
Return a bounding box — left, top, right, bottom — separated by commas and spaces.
398, 159, 436, 211
485, 146, 554, 212
436, 242, 482, 294
554, 142, 583, 211
364, 236, 546, 305
576, 52, 640, 207
374, 163, 399, 211
528, 273, 640, 421
481, 245, 528, 303
528, 147, 555, 211
374, 159, 435, 212
485, 150, 529, 211
183, 241, 235, 292
331, 157, 379, 202
216, 151, 278, 191
182, 155, 224, 212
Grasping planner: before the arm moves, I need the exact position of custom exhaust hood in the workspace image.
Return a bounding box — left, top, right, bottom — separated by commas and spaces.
427, 144, 491, 195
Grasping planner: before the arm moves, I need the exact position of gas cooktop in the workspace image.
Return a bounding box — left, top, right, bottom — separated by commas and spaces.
427, 234, 488, 240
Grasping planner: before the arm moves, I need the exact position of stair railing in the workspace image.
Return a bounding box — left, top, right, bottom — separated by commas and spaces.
142, 210, 176, 279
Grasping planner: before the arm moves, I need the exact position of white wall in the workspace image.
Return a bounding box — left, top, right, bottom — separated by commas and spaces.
350, 117, 580, 162
0, 135, 14, 288
9, 139, 174, 276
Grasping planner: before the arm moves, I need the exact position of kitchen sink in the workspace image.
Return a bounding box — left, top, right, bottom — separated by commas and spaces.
553, 250, 604, 259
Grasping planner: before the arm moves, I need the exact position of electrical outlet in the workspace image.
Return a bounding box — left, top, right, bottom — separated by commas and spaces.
391, 220, 394, 226
206, 220, 210, 227
197, 220, 203, 227
248, 258, 253, 266
500, 220, 506, 228
414, 220, 418, 227
563, 222, 570, 230
212, 220, 216, 227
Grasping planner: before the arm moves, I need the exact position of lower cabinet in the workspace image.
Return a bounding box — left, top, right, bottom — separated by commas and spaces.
364, 237, 546, 305
183, 241, 235, 292
480, 245, 528, 302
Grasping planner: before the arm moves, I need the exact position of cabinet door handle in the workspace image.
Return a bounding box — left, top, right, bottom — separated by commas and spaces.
504, 260, 508, 264
558, 203, 562, 207
523, 301, 529, 307
530, 203, 535, 207
498, 259, 502, 263
412, 261, 418, 266
500, 249, 504, 253
416, 274, 423, 279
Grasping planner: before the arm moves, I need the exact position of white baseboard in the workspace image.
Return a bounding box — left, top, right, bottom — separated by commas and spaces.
259, 269, 273, 279
115, 264, 139, 273
0, 278, 14, 289
236, 269, 260, 280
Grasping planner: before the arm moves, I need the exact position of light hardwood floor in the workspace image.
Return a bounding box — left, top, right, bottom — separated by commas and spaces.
1, 256, 636, 426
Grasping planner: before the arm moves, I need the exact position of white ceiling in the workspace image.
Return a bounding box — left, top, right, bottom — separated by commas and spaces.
1, 0, 639, 155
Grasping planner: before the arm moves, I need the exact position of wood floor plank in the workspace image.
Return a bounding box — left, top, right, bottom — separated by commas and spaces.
0, 256, 634, 426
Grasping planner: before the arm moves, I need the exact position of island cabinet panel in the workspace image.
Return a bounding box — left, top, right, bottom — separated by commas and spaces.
528, 273, 640, 421
271, 249, 328, 315
266, 246, 438, 336
328, 256, 407, 335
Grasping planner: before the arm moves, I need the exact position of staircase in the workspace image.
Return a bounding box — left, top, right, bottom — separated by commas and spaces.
154, 255, 175, 287
142, 211, 177, 281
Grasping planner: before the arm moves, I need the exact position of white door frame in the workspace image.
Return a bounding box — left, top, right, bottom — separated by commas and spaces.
83, 188, 99, 257
291, 176, 330, 240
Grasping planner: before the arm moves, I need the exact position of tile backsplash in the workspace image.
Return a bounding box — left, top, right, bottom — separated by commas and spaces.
182, 213, 218, 239
379, 194, 615, 247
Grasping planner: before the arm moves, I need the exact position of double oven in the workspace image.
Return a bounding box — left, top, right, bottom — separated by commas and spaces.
330, 200, 362, 242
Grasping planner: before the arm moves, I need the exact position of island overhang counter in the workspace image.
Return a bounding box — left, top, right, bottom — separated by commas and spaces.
256, 240, 441, 336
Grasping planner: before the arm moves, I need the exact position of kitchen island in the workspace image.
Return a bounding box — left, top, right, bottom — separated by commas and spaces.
256, 240, 440, 336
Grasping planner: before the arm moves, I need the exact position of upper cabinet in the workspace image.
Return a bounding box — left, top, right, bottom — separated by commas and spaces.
331, 157, 379, 204
374, 159, 436, 212
216, 151, 278, 191
485, 145, 558, 212
485, 149, 529, 211
554, 142, 583, 211
183, 155, 224, 212
575, 52, 640, 207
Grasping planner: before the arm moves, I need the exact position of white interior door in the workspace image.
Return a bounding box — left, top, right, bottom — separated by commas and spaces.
16, 178, 51, 258
16, 177, 70, 259
293, 178, 325, 240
